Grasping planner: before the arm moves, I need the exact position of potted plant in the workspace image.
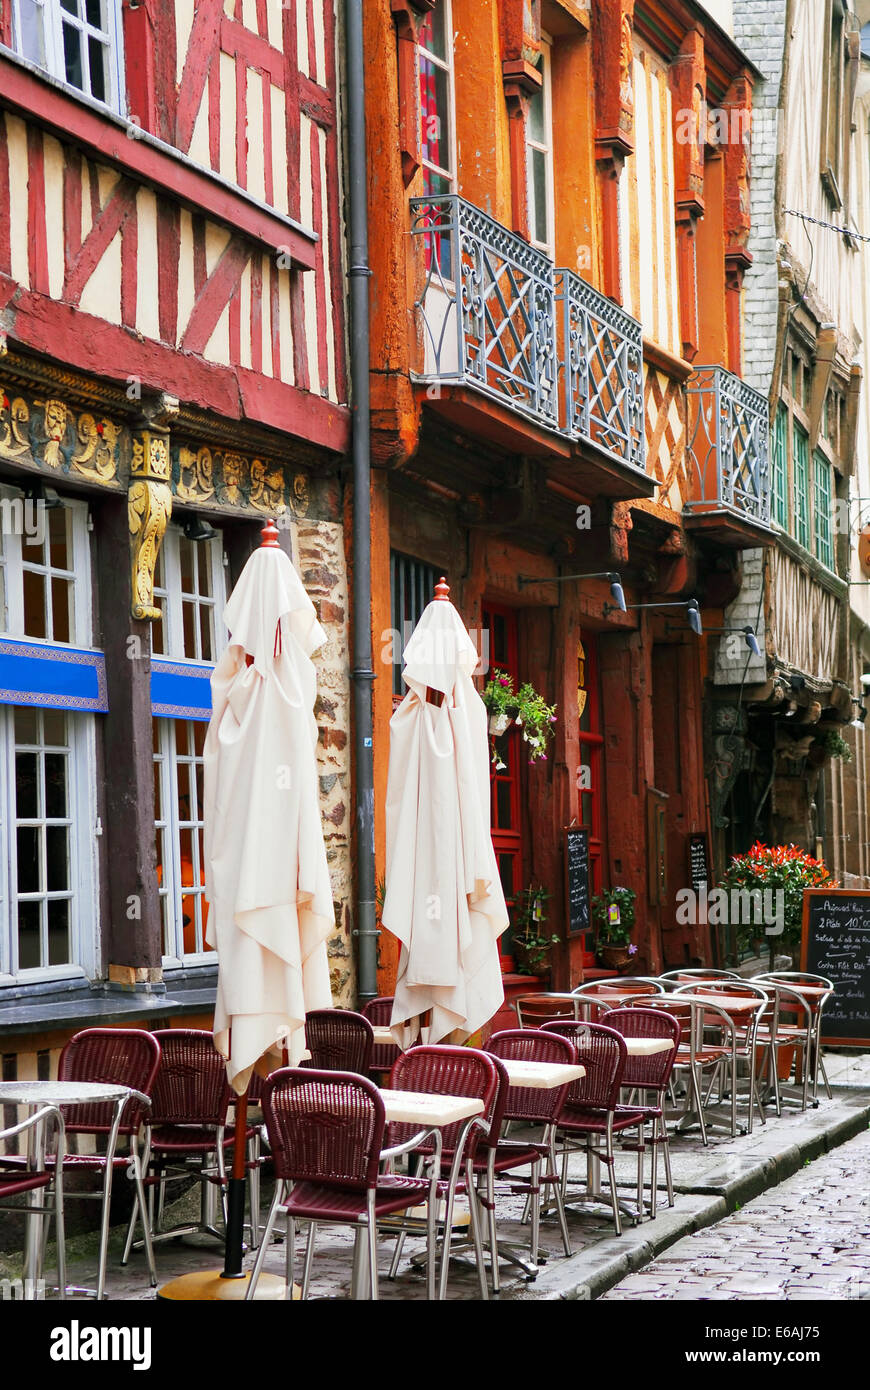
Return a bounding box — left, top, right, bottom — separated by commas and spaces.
590, 886, 638, 972
718, 841, 837, 967
481, 670, 557, 768
511, 885, 560, 978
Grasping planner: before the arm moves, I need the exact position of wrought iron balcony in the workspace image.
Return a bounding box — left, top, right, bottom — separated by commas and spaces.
410, 194, 559, 432
555, 269, 646, 476
685, 365, 772, 541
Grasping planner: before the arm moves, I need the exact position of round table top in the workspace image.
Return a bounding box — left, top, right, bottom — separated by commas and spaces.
0, 1080, 132, 1106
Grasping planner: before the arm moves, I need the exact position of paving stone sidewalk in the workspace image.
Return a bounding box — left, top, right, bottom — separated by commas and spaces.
600, 1125, 870, 1301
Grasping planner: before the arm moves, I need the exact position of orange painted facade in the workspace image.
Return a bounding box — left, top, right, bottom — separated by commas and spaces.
364, 0, 769, 988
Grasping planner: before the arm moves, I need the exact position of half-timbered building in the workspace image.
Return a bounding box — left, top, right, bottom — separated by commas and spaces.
714, 0, 869, 903
0, 0, 353, 1078
366, 0, 770, 996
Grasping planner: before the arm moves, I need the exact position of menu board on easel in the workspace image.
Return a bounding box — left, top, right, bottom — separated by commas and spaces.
564, 826, 590, 937
801, 889, 870, 1046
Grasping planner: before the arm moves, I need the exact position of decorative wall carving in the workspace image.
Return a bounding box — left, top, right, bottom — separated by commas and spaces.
172, 445, 310, 518
129, 426, 173, 622
0, 385, 122, 483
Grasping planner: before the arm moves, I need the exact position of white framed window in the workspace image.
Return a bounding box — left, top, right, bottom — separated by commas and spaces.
0, 705, 96, 980
418, 0, 457, 197
11, 0, 126, 114
526, 35, 555, 258
0, 487, 92, 647
154, 717, 211, 965
151, 528, 225, 663
151, 526, 225, 966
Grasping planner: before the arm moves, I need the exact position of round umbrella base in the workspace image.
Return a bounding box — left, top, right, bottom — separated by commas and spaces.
157, 1271, 297, 1301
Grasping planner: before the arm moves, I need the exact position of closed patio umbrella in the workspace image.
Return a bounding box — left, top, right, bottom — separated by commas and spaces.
384, 579, 509, 1048
159, 519, 334, 1300
204, 523, 334, 1096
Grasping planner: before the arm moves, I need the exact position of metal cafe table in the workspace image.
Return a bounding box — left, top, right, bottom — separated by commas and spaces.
0, 1079, 149, 1298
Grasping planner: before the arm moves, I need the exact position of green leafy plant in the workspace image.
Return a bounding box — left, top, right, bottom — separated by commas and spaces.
481, 670, 557, 767
590, 886, 637, 947
718, 841, 837, 959
817, 729, 852, 763
511, 885, 560, 975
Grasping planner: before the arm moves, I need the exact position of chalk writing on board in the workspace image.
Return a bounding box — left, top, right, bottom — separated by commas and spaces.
565, 827, 590, 936
802, 891, 870, 1046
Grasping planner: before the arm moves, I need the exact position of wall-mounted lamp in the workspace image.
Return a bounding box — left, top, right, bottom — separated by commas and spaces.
23, 480, 63, 510
705, 624, 762, 657
851, 697, 867, 730
183, 516, 219, 543
518, 570, 626, 612
603, 596, 702, 634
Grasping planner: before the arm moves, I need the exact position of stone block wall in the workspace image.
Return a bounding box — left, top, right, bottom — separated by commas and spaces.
712, 548, 768, 684
295, 519, 356, 1006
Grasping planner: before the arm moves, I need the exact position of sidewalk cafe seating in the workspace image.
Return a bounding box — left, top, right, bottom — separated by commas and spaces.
620, 995, 734, 1144
361, 997, 401, 1081
246, 1068, 441, 1301
673, 981, 771, 1133
384, 1045, 500, 1299
659, 969, 741, 987
515, 993, 611, 1025
601, 1008, 681, 1217
0, 1105, 66, 1299
572, 979, 665, 997
122, 1028, 258, 1264
752, 972, 834, 1103
55, 1027, 159, 1297
541, 1022, 646, 1235
481, 1029, 575, 1289
303, 1009, 375, 1076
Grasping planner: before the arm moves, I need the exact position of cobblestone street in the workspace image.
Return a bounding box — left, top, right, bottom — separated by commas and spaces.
601, 1126, 870, 1301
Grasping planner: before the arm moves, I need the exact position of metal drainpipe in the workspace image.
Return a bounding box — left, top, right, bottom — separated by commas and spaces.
345, 0, 377, 1003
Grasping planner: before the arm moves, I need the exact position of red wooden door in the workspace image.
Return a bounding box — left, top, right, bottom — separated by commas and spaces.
483, 602, 522, 971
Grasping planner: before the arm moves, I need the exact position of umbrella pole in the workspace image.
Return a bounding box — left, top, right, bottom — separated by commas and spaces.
221, 1088, 249, 1279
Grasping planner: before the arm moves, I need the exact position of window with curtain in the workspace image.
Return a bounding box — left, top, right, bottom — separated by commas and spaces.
418, 1, 455, 199
525, 35, 554, 257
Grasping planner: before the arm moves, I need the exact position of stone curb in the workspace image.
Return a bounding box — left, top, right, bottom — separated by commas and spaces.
506, 1090, 870, 1302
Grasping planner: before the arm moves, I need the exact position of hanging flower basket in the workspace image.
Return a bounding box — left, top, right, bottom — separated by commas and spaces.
488, 711, 512, 737
481, 670, 557, 766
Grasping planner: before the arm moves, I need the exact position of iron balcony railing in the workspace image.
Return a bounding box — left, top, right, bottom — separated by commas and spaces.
686, 366, 771, 527
555, 268, 645, 474
409, 195, 647, 477
409, 194, 559, 431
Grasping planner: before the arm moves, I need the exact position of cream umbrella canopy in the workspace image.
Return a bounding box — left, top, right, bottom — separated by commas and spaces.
384, 579, 509, 1048
204, 521, 334, 1096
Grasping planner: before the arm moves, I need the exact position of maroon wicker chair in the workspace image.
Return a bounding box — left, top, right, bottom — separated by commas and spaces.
0, 1105, 66, 1299
361, 996, 401, 1081
386, 1045, 501, 1299
245, 1068, 440, 1300
601, 1007, 681, 1217
56, 1027, 160, 1298
303, 1009, 375, 1076
541, 1021, 645, 1235
481, 1029, 576, 1287
122, 1028, 260, 1263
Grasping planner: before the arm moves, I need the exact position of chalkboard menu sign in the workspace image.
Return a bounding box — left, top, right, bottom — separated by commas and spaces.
801, 889, 870, 1046
565, 826, 590, 936
688, 833, 709, 891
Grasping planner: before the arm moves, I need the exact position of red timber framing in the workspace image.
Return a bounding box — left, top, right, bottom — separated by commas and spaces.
0, 0, 349, 452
